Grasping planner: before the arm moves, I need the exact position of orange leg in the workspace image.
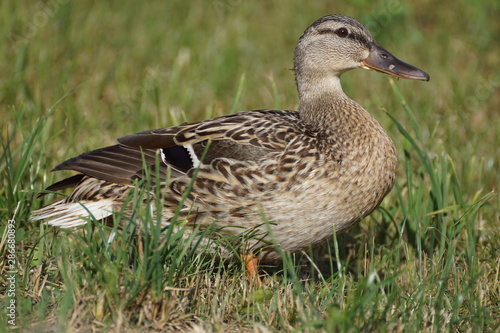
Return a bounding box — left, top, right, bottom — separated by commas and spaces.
243, 254, 262, 284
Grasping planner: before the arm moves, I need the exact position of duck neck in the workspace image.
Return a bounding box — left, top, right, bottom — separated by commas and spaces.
296, 73, 360, 132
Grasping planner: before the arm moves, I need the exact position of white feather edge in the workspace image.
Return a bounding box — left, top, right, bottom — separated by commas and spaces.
185, 144, 201, 168
31, 199, 115, 228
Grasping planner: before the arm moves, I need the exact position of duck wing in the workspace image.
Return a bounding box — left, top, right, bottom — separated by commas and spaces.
47, 109, 302, 191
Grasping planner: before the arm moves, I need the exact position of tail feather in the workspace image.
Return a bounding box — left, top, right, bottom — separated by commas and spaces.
31, 199, 115, 228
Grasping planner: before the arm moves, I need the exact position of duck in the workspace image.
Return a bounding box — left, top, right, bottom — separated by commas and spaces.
32, 14, 429, 277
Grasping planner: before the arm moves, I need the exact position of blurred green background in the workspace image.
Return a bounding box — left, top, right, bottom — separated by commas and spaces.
0, 0, 499, 330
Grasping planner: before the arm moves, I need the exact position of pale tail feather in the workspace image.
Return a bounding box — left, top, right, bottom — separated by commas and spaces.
31, 199, 115, 228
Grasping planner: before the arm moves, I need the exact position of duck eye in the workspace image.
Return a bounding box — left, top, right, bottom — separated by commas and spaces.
335, 28, 349, 38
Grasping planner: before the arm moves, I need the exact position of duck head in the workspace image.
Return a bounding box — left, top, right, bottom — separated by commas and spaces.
293, 14, 430, 84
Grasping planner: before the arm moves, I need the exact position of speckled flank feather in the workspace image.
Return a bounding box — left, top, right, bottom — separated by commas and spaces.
32, 14, 429, 262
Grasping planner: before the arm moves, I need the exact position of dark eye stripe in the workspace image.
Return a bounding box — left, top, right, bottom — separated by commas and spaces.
317, 28, 336, 35
351, 33, 371, 47
317, 29, 371, 47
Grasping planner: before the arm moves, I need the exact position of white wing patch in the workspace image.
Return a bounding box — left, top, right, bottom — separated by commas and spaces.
31, 199, 115, 228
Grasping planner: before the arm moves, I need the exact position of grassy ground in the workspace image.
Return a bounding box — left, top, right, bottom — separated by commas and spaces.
1, 0, 499, 331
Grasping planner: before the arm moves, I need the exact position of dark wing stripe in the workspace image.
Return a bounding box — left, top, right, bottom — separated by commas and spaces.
38, 174, 86, 197
52, 145, 169, 185
118, 129, 179, 148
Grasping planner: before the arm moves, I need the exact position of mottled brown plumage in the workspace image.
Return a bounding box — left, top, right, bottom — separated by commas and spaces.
32, 14, 429, 262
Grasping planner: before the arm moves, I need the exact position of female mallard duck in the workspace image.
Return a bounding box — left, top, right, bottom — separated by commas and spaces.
32, 14, 429, 268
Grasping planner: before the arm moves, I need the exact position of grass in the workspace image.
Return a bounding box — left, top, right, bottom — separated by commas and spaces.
1, 0, 499, 331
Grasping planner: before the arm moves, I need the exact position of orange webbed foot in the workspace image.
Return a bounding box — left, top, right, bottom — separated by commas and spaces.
243, 254, 262, 284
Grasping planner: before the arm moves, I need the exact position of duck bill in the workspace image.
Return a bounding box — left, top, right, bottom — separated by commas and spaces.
360, 44, 430, 81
